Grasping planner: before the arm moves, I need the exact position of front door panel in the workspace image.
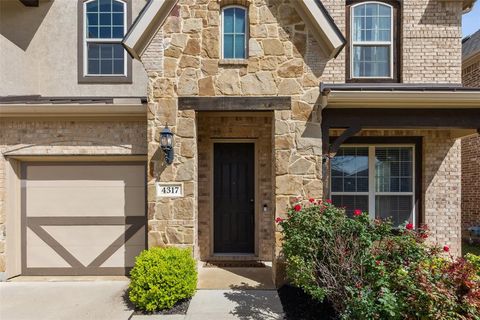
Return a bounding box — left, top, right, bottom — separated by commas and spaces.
214, 143, 255, 254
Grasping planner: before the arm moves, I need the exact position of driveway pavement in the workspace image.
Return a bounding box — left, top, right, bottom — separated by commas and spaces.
0, 280, 132, 320
1, 281, 284, 320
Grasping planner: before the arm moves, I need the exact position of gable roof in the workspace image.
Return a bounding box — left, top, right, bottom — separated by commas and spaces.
122, 0, 346, 60
463, 29, 480, 61
123, 0, 178, 60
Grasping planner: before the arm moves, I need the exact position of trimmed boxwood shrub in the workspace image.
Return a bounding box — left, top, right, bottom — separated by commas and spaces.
129, 247, 197, 312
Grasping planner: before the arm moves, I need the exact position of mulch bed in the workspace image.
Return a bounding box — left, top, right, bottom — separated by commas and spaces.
277, 285, 338, 320
123, 290, 191, 315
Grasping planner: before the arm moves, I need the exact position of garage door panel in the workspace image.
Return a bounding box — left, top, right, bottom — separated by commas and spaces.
23, 163, 146, 276
102, 244, 146, 268
26, 229, 71, 268
26, 165, 145, 186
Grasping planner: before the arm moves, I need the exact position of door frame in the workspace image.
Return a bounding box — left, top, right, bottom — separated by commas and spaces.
209, 139, 259, 258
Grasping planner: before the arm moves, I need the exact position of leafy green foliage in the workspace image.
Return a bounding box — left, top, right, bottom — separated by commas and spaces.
279, 199, 480, 319
129, 247, 197, 312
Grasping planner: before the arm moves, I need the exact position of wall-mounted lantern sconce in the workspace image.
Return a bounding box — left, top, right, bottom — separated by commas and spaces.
160, 125, 174, 165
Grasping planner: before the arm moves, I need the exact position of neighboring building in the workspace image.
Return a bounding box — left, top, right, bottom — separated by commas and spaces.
462, 29, 480, 240
1, 0, 479, 285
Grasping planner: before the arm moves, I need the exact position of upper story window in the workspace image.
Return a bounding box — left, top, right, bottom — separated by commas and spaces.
79, 0, 132, 83
221, 6, 247, 59
347, 1, 399, 82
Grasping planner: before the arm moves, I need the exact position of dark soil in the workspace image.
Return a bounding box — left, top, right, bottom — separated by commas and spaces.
278, 285, 339, 320
123, 289, 191, 315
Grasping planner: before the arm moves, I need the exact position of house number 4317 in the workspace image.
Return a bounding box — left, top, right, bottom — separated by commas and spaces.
156, 183, 183, 198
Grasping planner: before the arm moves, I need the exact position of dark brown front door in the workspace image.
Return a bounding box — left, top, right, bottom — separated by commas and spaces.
214, 143, 255, 254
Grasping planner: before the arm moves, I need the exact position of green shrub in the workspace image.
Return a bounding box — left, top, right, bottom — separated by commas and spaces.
279, 198, 480, 319
129, 247, 197, 312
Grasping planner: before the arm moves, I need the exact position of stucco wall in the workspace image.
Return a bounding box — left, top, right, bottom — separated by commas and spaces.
0, 0, 148, 96
0, 119, 148, 275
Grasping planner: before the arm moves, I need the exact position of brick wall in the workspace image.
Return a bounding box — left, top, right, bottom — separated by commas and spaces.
463, 56, 480, 88
0, 119, 147, 273
197, 113, 274, 261
402, 0, 463, 83
461, 135, 480, 238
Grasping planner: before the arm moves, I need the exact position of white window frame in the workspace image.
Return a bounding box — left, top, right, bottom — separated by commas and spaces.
331, 144, 416, 227
83, 0, 128, 77
350, 1, 394, 79
220, 5, 248, 60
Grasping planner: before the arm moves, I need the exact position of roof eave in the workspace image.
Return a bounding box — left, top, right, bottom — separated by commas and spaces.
322, 91, 480, 108
122, 0, 178, 60
294, 0, 346, 59
463, 0, 476, 13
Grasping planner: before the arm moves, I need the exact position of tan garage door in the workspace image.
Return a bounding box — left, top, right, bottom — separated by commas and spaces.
22, 163, 146, 276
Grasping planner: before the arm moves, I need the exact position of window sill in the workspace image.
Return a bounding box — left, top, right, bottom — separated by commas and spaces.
218, 59, 248, 66
78, 75, 133, 84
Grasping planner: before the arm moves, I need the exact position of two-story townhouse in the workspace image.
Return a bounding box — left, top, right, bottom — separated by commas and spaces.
0, 0, 149, 279
461, 29, 480, 241
1, 0, 480, 286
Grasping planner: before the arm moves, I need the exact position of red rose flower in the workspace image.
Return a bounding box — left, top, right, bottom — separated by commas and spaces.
406, 223, 414, 230
275, 217, 284, 223
353, 209, 362, 216
309, 198, 315, 203
294, 204, 302, 212
443, 245, 450, 252
420, 233, 428, 239
326, 199, 332, 204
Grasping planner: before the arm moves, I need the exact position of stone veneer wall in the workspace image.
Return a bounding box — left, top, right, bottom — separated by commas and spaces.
143, 0, 344, 270
0, 119, 147, 274
402, 0, 463, 83
461, 135, 480, 238
331, 129, 462, 256
197, 113, 274, 260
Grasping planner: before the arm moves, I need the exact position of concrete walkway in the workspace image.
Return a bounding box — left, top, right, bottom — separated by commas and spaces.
1, 280, 284, 320
131, 289, 284, 320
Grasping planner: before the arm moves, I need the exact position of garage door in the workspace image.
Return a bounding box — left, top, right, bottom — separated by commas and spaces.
22, 163, 146, 276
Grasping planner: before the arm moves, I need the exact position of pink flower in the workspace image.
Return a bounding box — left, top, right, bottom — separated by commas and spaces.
406, 223, 414, 230
294, 204, 302, 212
275, 217, 284, 223
353, 209, 362, 216
309, 198, 315, 203
326, 199, 332, 204
443, 245, 450, 252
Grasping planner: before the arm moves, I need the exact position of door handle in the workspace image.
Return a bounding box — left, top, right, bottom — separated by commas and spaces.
250, 199, 254, 203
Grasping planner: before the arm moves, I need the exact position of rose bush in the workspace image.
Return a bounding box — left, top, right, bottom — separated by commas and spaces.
279, 199, 480, 319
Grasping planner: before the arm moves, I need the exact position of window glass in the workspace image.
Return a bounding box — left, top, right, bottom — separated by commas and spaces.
351, 2, 392, 78
332, 147, 369, 193
331, 146, 415, 227
223, 7, 247, 59
84, 0, 126, 76
375, 147, 413, 193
